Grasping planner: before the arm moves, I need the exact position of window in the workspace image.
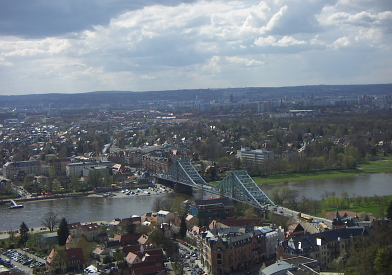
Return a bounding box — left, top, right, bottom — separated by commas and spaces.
217, 253, 221, 259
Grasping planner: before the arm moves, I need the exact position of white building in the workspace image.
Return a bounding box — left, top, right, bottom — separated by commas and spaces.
237, 147, 274, 165
3, 161, 42, 178
156, 210, 175, 226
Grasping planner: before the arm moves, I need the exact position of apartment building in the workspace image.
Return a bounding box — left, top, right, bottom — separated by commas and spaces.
198, 226, 284, 274
236, 147, 274, 165
3, 161, 41, 178
189, 197, 235, 226
277, 227, 373, 269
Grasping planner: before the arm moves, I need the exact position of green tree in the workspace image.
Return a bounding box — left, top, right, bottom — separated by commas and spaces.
75, 237, 91, 261
148, 229, 168, 247
180, 216, 187, 239
373, 247, 392, 275
122, 220, 136, 235
386, 200, 392, 221
57, 217, 70, 246
114, 249, 125, 263
18, 222, 29, 246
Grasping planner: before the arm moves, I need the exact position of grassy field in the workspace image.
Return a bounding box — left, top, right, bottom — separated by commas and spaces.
253, 155, 392, 185
357, 156, 392, 173
318, 196, 392, 218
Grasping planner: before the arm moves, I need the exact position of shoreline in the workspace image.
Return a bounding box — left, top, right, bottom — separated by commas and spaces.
0, 185, 174, 205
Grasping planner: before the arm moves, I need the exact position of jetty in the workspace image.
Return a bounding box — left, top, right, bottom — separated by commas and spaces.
9, 199, 24, 209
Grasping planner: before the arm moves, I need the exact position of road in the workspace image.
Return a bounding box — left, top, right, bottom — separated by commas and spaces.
269, 205, 333, 229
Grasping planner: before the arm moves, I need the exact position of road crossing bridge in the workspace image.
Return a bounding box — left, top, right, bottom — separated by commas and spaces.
156, 158, 275, 209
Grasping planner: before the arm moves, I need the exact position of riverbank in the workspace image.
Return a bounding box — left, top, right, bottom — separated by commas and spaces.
253, 156, 392, 185
0, 185, 173, 206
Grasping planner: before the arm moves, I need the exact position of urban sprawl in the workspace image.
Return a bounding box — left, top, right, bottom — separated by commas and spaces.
0, 85, 392, 275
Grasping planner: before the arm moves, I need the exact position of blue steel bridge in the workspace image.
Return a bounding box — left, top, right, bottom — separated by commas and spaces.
155, 158, 275, 209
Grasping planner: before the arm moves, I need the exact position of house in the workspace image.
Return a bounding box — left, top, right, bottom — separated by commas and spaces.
40, 232, 58, 245
91, 247, 113, 262
125, 252, 143, 266
185, 214, 199, 228
285, 223, 306, 239
46, 249, 66, 275
46, 248, 85, 275
68, 222, 100, 241
278, 227, 373, 269
114, 233, 142, 246
156, 210, 174, 226
66, 248, 85, 273
138, 234, 152, 247
65, 235, 82, 249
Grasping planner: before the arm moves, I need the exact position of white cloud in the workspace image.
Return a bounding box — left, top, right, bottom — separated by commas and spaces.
0, 0, 391, 95
254, 35, 277, 46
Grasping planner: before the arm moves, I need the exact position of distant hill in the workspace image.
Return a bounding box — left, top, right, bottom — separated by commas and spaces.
1, 84, 391, 109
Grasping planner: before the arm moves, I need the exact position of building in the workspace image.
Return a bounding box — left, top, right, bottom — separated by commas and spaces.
67, 222, 100, 242
236, 147, 274, 165
66, 162, 93, 177
156, 210, 175, 226
66, 161, 114, 177
39, 232, 58, 245
278, 227, 373, 269
46, 248, 85, 274
3, 161, 41, 178
189, 197, 235, 226
261, 256, 320, 275
198, 226, 284, 274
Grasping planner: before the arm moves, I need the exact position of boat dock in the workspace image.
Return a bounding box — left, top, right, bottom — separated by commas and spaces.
9, 199, 23, 209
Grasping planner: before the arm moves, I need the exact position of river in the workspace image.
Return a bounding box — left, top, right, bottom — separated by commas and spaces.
1, 172, 391, 231
261, 172, 392, 200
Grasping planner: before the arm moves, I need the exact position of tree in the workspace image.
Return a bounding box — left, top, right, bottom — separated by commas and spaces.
57, 217, 70, 246
75, 237, 91, 261
18, 222, 29, 246
386, 200, 392, 221
180, 216, 187, 239
41, 211, 59, 232
148, 229, 168, 247
373, 247, 392, 275
122, 220, 136, 235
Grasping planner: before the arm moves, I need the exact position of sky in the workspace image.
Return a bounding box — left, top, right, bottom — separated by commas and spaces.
0, 0, 392, 95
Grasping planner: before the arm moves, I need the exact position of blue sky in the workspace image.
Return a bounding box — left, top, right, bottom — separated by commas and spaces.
1, 0, 391, 95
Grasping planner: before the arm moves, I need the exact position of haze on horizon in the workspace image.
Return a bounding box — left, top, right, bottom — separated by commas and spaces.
0, 0, 391, 96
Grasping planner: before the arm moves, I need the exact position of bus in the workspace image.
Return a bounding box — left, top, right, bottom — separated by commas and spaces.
319, 222, 329, 231
299, 214, 313, 223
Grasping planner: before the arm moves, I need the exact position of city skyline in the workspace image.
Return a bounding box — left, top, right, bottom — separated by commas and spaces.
1, 0, 392, 95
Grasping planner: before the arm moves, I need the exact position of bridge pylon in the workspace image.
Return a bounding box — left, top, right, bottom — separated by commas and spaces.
215, 170, 275, 208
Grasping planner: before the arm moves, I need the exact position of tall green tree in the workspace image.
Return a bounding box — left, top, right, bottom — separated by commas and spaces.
18, 222, 29, 246
122, 220, 136, 235
57, 217, 70, 246
180, 216, 187, 239
386, 200, 392, 221
148, 229, 168, 247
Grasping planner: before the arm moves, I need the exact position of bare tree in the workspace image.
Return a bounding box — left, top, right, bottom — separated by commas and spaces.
41, 211, 59, 232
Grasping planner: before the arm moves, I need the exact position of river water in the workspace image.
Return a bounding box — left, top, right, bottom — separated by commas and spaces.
261, 172, 392, 200
1, 173, 391, 231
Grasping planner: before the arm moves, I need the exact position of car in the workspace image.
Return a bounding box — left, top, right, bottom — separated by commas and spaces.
279, 211, 284, 214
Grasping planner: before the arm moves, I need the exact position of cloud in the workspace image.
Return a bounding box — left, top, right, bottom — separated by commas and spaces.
0, 0, 391, 95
